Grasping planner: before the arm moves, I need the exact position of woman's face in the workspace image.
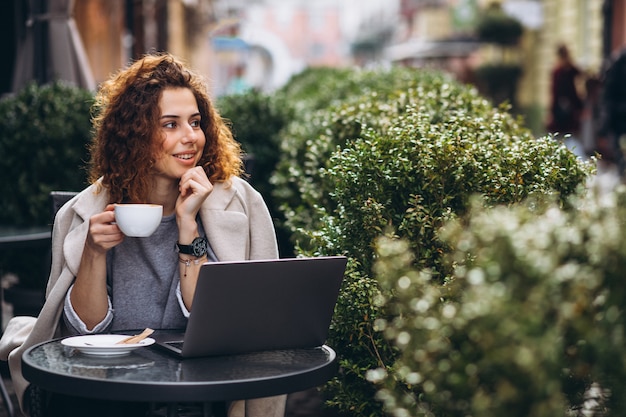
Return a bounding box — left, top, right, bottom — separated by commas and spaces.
153, 87, 206, 180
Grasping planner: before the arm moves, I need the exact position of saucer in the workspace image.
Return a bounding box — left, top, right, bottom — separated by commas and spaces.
61, 334, 155, 357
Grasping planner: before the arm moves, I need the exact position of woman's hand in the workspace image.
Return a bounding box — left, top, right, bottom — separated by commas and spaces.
85, 204, 125, 255
176, 166, 213, 232
176, 167, 213, 310
74, 204, 121, 330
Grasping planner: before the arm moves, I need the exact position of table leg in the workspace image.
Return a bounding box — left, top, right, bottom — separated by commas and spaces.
147, 402, 182, 417
149, 402, 216, 417
0, 377, 14, 417
166, 402, 178, 417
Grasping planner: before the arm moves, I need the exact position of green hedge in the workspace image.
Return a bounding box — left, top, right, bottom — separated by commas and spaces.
271, 66, 445, 221
373, 187, 626, 416
270, 67, 594, 416
0, 81, 93, 226
216, 90, 294, 256
0, 81, 93, 288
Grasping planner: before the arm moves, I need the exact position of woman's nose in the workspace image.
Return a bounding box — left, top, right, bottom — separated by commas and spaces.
181, 125, 198, 142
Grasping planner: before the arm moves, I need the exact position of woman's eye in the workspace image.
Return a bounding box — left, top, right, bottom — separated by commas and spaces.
163, 121, 176, 129
190, 120, 201, 128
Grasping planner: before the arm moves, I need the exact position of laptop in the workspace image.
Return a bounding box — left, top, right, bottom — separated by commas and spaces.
152, 256, 347, 358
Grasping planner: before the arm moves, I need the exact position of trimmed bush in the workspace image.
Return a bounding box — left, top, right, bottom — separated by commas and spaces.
271, 66, 594, 416
0, 81, 93, 226
272, 67, 456, 237
373, 186, 626, 416
0, 81, 93, 288
216, 90, 294, 256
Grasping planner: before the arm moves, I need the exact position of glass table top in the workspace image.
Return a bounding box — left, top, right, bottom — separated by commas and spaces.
22, 338, 337, 402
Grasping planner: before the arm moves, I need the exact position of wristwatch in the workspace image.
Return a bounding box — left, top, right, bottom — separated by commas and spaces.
176, 236, 208, 257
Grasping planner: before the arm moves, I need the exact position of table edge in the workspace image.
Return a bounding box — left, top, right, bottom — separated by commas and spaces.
22, 340, 338, 402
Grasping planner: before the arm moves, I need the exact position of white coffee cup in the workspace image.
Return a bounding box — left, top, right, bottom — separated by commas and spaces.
114, 204, 163, 237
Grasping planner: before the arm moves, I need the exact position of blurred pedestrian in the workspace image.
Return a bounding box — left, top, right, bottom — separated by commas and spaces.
547, 44, 584, 141
599, 47, 626, 175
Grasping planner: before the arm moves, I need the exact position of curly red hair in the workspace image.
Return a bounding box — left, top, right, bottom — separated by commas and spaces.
89, 52, 243, 204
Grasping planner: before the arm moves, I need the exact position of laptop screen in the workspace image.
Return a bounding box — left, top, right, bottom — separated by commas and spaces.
153, 256, 347, 358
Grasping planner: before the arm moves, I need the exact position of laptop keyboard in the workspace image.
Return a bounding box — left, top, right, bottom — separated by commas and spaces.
166, 341, 184, 350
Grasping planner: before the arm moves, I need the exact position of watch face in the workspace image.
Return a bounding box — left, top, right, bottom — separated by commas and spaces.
191, 237, 208, 257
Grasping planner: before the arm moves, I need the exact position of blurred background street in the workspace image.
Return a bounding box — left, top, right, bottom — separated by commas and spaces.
0, 0, 619, 133
2, 0, 624, 172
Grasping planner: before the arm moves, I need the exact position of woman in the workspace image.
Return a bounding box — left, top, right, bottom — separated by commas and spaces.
0, 53, 285, 417
547, 43, 584, 137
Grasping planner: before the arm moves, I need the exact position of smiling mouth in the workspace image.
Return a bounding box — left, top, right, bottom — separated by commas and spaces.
175, 153, 195, 160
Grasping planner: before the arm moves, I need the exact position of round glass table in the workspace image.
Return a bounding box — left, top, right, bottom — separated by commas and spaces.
22, 337, 337, 403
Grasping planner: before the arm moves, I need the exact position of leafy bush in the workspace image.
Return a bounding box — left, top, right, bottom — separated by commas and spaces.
0, 81, 93, 226
217, 91, 294, 256
271, 66, 594, 416
272, 67, 455, 236
275, 66, 365, 113
217, 90, 287, 198
373, 186, 626, 416
0, 81, 93, 288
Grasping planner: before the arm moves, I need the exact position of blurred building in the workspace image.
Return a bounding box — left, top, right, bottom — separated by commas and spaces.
385, 0, 482, 84
4, 0, 401, 97
4, 0, 626, 114
386, 0, 613, 134
605, 0, 626, 58
4, 0, 216, 96
74, 0, 216, 86
209, 0, 400, 95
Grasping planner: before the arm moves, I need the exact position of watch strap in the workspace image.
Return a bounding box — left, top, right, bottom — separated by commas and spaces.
176, 242, 195, 255
176, 236, 208, 256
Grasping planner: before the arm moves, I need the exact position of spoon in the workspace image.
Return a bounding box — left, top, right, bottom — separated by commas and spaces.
115, 328, 155, 345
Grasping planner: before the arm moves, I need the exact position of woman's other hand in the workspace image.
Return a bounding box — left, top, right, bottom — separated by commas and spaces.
176, 166, 213, 226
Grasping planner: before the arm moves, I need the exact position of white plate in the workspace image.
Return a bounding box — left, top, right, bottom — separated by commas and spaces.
61, 334, 155, 357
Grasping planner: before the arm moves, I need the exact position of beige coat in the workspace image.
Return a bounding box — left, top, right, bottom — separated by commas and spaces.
0, 177, 285, 416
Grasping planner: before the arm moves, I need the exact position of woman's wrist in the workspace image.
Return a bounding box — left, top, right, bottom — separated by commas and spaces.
82, 240, 108, 259
178, 255, 207, 278
178, 254, 206, 262
176, 217, 199, 244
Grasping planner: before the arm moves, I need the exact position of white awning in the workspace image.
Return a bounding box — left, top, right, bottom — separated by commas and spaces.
385, 39, 481, 62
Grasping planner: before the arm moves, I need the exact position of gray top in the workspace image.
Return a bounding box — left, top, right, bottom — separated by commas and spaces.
63, 214, 217, 333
